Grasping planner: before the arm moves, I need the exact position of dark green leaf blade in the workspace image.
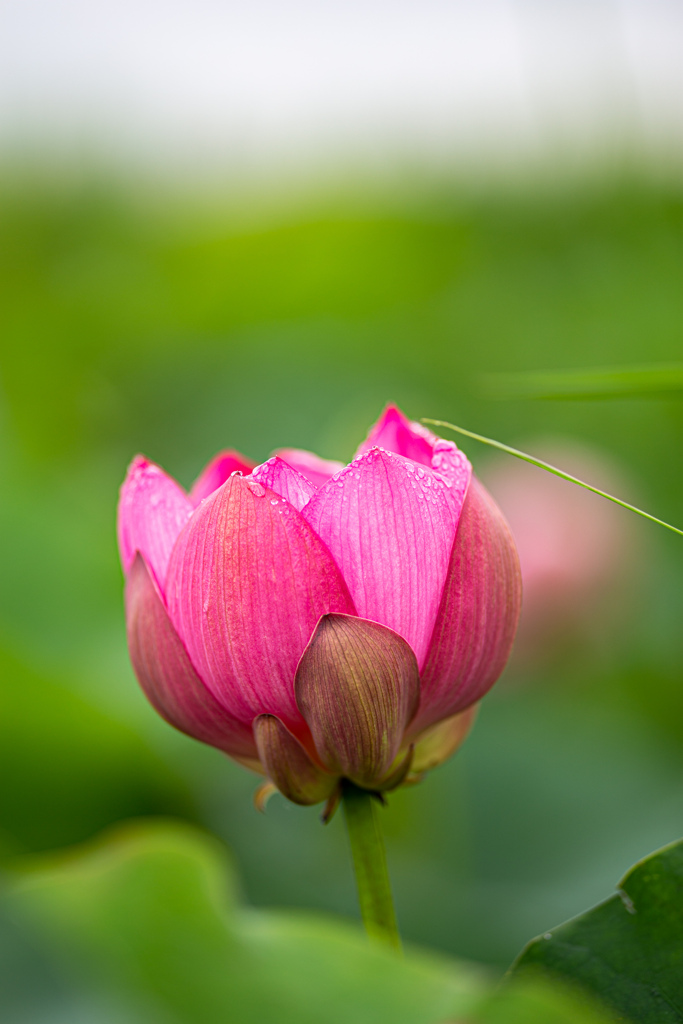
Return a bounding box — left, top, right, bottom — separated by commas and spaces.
511, 839, 683, 1023
482, 364, 683, 401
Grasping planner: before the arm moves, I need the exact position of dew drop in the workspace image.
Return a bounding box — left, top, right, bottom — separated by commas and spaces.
246, 480, 265, 497
417, 466, 425, 478
230, 470, 242, 478
270, 498, 279, 505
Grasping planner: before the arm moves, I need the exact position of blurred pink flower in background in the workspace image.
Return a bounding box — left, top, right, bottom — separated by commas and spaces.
483, 440, 635, 668
117, 406, 521, 807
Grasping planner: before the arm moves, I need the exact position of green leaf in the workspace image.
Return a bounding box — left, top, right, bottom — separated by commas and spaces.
4, 820, 619, 1024
6, 820, 485, 1024
511, 838, 683, 1023
481, 364, 683, 401
474, 975, 619, 1024
0, 643, 193, 857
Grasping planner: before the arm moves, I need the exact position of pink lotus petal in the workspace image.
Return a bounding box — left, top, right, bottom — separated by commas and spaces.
165, 474, 356, 734
354, 404, 437, 466
189, 449, 256, 506
251, 457, 316, 512
409, 476, 522, 736
117, 456, 193, 593
295, 613, 419, 788
126, 553, 259, 761
303, 446, 470, 666
275, 448, 345, 489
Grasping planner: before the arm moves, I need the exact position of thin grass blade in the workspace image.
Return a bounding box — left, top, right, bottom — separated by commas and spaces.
423, 418, 683, 538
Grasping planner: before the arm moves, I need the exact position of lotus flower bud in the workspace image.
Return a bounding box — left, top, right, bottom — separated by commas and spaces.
118, 407, 521, 808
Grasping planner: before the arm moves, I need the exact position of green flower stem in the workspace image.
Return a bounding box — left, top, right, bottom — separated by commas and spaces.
341, 781, 401, 952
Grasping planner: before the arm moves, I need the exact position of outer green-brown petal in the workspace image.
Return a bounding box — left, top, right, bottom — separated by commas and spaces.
253, 715, 338, 806
409, 705, 478, 778
295, 613, 420, 790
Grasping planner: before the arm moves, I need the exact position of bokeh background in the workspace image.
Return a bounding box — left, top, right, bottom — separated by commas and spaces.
1, 1, 682, 1020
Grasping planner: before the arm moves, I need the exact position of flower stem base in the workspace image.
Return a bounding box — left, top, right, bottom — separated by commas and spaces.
341, 780, 401, 952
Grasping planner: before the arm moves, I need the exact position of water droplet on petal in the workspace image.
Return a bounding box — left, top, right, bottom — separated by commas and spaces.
246, 480, 265, 497
230, 470, 242, 478
270, 498, 279, 505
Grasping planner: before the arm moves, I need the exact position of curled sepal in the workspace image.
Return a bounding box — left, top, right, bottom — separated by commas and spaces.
253, 781, 278, 813
321, 784, 342, 824
253, 715, 338, 806
405, 705, 478, 784
295, 613, 420, 789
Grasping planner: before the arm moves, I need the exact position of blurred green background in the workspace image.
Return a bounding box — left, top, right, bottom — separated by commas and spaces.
1, 162, 682, 1019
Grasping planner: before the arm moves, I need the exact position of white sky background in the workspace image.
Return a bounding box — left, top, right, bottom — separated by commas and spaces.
0, 0, 681, 177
